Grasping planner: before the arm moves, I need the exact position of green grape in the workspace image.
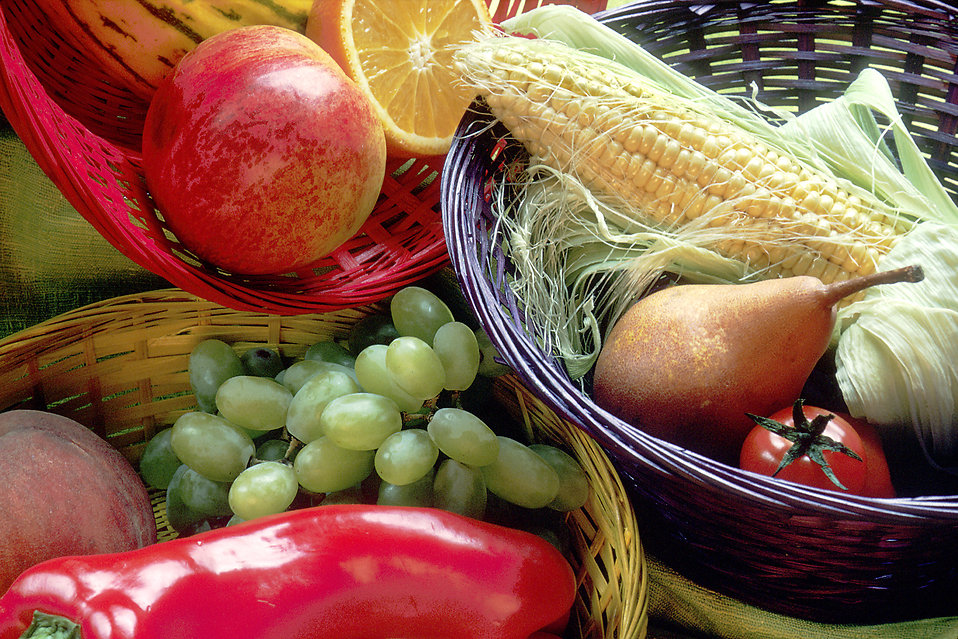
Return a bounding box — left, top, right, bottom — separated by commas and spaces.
256, 438, 293, 462
481, 436, 560, 509
165, 464, 211, 533
320, 392, 402, 451
374, 429, 438, 486
475, 328, 512, 378
178, 466, 233, 516
294, 436, 375, 494
281, 360, 327, 394
389, 286, 454, 345
282, 359, 359, 395
426, 407, 499, 467
215, 375, 292, 432
353, 344, 423, 413
286, 370, 362, 443
433, 458, 487, 519
237, 426, 279, 443
228, 461, 299, 521
139, 428, 181, 490
305, 340, 356, 368
189, 339, 244, 412
347, 314, 400, 355
529, 444, 590, 512
170, 411, 254, 482
384, 336, 446, 400
226, 514, 246, 526
241, 347, 285, 378
432, 321, 480, 391
377, 467, 434, 507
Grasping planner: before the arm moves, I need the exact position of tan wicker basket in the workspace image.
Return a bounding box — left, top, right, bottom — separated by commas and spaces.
0, 287, 647, 639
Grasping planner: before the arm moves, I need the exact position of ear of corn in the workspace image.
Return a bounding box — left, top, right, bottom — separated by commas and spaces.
501, 4, 958, 229
452, 6, 958, 468
454, 34, 913, 287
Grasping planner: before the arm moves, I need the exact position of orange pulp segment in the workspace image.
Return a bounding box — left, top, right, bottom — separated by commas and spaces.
307, 0, 493, 158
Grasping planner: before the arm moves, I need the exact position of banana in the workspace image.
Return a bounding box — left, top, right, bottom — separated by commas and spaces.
35, 0, 313, 100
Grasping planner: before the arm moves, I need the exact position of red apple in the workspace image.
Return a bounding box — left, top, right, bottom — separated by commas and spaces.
0, 410, 157, 593
142, 25, 386, 275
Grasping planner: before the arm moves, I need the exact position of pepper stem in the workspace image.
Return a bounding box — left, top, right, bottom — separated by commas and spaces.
18, 611, 81, 639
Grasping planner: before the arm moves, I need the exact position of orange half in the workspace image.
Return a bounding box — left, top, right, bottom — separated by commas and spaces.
308, 0, 493, 158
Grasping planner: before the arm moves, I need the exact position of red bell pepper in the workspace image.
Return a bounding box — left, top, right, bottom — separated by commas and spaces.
0, 505, 576, 639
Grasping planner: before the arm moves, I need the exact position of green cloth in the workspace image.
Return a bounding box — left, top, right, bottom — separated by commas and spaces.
0, 121, 166, 337
645, 557, 958, 639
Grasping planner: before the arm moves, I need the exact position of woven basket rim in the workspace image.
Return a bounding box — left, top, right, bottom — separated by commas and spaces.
0, 284, 650, 639
444, 105, 958, 524
441, 0, 958, 523
450, 0, 958, 623
0, 5, 452, 315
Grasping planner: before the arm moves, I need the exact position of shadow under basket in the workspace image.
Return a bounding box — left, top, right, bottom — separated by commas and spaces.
0, 288, 649, 639
441, 0, 958, 626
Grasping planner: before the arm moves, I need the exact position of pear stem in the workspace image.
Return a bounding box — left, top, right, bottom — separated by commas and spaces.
821, 264, 924, 307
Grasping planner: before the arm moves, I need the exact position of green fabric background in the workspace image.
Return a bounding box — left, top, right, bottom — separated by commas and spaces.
0, 118, 167, 338
1, 116, 956, 638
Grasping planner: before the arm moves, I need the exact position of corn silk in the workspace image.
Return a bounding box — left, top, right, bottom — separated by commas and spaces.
453, 5, 958, 470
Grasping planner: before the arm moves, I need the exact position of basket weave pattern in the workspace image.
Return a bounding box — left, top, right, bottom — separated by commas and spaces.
0, 1, 612, 314
0, 2, 451, 314
0, 288, 647, 639
442, 0, 958, 625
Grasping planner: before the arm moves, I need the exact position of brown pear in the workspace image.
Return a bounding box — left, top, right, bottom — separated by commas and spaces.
592, 265, 923, 464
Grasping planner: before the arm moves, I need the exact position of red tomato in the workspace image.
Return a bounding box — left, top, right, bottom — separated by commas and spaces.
741, 402, 868, 494
836, 411, 896, 498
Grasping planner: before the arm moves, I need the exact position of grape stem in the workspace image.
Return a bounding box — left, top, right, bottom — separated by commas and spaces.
249, 431, 301, 466
283, 437, 301, 462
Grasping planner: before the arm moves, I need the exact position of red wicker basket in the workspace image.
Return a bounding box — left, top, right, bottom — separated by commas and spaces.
442, 0, 958, 626
0, 1, 604, 314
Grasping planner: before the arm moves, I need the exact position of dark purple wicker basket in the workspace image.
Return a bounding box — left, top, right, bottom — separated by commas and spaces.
442, 0, 958, 625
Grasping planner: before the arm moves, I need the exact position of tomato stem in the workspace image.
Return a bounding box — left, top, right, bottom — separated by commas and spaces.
746, 399, 863, 490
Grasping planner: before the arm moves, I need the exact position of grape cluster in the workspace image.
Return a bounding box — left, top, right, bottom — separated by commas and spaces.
140, 286, 589, 536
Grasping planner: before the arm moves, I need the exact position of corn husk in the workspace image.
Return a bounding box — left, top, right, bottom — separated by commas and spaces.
460, 5, 958, 469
